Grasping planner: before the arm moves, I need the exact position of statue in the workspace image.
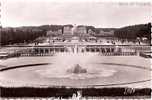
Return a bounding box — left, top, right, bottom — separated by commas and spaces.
67, 64, 87, 74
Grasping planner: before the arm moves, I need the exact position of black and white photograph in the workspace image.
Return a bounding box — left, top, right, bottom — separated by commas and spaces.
0, 0, 151, 99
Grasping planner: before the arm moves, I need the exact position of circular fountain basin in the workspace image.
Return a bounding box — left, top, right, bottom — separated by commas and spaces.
0, 53, 151, 88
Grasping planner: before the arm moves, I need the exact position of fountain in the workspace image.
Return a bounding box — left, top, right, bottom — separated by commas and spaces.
0, 51, 150, 88
67, 64, 87, 74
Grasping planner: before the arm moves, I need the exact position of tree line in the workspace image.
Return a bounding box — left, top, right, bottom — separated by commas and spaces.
114, 23, 151, 40
0, 27, 46, 45
0, 23, 151, 45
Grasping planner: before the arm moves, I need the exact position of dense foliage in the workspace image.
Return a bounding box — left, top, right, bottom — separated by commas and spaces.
0, 27, 45, 45
114, 23, 151, 40
0, 87, 151, 97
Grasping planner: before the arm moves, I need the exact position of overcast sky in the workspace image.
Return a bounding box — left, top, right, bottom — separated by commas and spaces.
1, 0, 151, 28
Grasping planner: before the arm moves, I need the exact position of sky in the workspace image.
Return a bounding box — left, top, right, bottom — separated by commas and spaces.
1, 0, 152, 28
